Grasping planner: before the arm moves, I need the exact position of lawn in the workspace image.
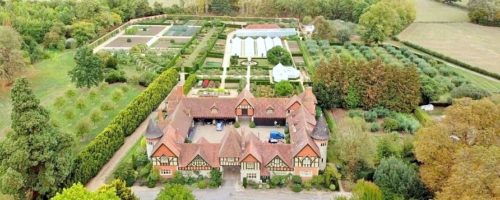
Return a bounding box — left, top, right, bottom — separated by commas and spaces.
0, 50, 144, 154
106, 136, 145, 183
413, 0, 469, 22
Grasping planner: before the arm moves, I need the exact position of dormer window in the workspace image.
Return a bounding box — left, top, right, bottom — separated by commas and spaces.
266, 108, 274, 114
211, 108, 218, 114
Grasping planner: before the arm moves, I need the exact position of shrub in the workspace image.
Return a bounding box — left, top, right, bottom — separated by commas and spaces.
422, 66, 438, 77
90, 110, 103, 124
76, 118, 91, 136
267, 46, 293, 65
274, 81, 294, 96
139, 71, 158, 87
270, 175, 287, 188
394, 113, 420, 133
127, 38, 132, 43
303, 181, 312, 191
291, 175, 302, 185
291, 184, 303, 192
370, 123, 381, 132
105, 70, 127, 84
451, 84, 491, 100
209, 169, 222, 188
89, 89, 98, 99
234, 121, 240, 128
65, 89, 77, 98
53, 96, 66, 108
112, 90, 123, 102
120, 85, 129, 93
348, 110, 363, 118
125, 27, 139, 35
249, 121, 256, 128
100, 101, 114, 111
65, 38, 77, 49
383, 118, 399, 132
183, 74, 197, 94
197, 179, 208, 189
371, 107, 391, 118
146, 168, 159, 188
64, 109, 75, 119
243, 177, 248, 188
329, 184, 336, 191
364, 111, 378, 122
311, 175, 325, 189
76, 98, 86, 110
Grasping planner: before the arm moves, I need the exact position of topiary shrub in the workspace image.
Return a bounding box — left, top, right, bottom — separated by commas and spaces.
234, 121, 240, 128
243, 177, 248, 188
197, 179, 208, 189
65, 38, 77, 49
64, 109, 75, 119
291, 175, 302, 185
100, 101, 114, 111
112, 90, 123, 102
329, 184, 336, 191
249, 121, 256, 128
126, 38, 132, 43
76, 98, 86, 110
90, 110, 103, 124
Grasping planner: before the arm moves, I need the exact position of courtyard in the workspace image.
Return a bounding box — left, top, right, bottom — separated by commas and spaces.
190, 120, 286, 144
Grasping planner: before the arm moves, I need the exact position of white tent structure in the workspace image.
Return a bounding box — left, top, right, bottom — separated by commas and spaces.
273, 37, 283, 47
234, 28, 297, 38
243, 37, 255, 58
256, 37, 267, 58
231, 37, 242, 57
272, 63, 300, 82
265, 37, 274, 52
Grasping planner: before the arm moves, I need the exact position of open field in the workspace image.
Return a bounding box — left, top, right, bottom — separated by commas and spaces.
399, 22, 500, 75
414, 0, 468, 22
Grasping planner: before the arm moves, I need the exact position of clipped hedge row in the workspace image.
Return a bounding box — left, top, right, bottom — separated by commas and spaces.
68, 68, 179, 185
401, 41, 500, 80
184, 74, 197, 94
414, 107, 432, 126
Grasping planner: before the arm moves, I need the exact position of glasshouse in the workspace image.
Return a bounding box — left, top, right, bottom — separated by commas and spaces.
272, 63, 300, 82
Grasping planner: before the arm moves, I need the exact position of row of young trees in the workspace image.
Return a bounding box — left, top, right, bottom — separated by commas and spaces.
313, 57, 421, 113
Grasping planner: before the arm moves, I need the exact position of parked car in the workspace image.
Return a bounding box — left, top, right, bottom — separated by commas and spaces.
268, 138, 279, 144
269, 131, 285, 140
216, 122, 223, 131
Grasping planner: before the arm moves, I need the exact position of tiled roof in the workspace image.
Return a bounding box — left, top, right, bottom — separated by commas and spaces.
260, 143, 293, 168
311, 115, 329, 140
182, 98, 237, 119
178, 143, 221, 167
252, 98, 289, 118
241, 131, 263, 163
219, 128, 242, 158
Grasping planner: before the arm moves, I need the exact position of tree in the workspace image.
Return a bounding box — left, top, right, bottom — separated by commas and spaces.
352, 180, 383, 200
113, 162, 137, 186
99, 179, 139, 200
71, 21, 97, 45
267, 46, 292, 65
0, 78, 74, 199
69, 46, 104, 88
468, 0, 500, 26
374, 157, 429, 200
437, 146, 499, 200
0, 26, 26, 84
358, 2, 400, 43
52, 183, 120, 200
335, 117, 375, 180
156, 184, 195, 200
313, 16, 335, 40
415, 97, 499, 193
211, 0, 232, 15
209, 169, 222, 188
274, 81, 294, 96
302, 16, 313, 24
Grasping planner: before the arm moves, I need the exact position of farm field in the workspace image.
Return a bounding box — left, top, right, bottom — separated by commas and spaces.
398, 23, 500, 74
414, 0, 468, 22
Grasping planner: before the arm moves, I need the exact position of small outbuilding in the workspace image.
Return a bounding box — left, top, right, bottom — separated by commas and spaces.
272, 63, 300, 82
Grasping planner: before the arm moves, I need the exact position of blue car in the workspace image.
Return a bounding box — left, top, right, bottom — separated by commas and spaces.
269, 131, 285, 140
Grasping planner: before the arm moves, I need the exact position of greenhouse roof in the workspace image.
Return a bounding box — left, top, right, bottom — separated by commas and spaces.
234, 28, 297, 38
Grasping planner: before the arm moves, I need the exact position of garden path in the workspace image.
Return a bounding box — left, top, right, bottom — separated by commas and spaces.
220, 30, 237, 88
86, 110, 158, 191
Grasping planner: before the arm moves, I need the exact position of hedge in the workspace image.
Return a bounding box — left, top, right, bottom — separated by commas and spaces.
401, 41, 500, 80
67, 68, 179, 185
183, 74, 197, 94
414, 107, 432, 126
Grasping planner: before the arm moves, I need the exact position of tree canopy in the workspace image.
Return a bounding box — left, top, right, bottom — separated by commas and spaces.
0, 26, 26, 84
352, 180, 383, 200
0, 78, 74, 199
69, 47, 104, 88
267, 46, 293, 66
274, 81, 294, 96
52, 183, 119, 200
156, 184, 195, 200
415, 96, 499, 197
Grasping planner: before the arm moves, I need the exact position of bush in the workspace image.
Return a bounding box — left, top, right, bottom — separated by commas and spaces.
65, 38, 78, 49
234, 121, 240, 128
311, 175, 325, 189
290, 184, 303, 192
364, 111, 378, 122
76, 98, 86, 110
451, 84, 491, 100
89, 89, 98, 99
112, 90, 123, 101
274, 81, 294, 96
76, 118, 91, 136
270, 175, 287, 188
139, 71, 158, 87
105, 70, 127, 84
383, 118, 399, 132
183, 74, 197, 95
243, 177, 248, 188
197, 179, 208, 189
146, 168, 159, 188
65, 89, 77, 98
249, 121, 256, 128
291, 175, 302, 185
68, 69, 178, 185
348, 110, 363, 118
329, 184, 336, 191
64, 109, 75, 119
90, 110, 103, 124
370, 123, 381, 132
303, 181, 312, 191
422, 66, 438, 77
371, 107, 391, 118
100, 101, 114, 111
267, 46, 293, 65
209, 169, 222, 188
53, 96, 66, 108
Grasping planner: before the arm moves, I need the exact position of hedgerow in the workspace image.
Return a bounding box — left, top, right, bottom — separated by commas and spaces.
67, 68, 179, 185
